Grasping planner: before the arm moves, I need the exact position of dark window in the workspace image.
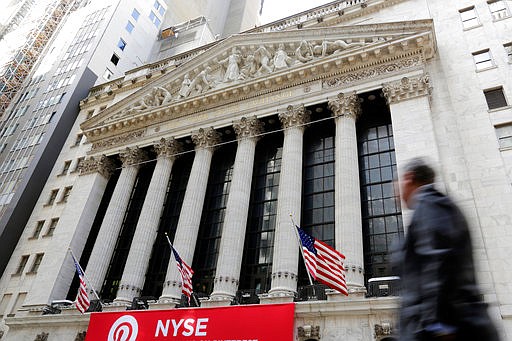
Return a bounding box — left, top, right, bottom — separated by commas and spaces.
14, 255, 29, 275
29, 253, 44, 273
192, 144, 236, 296
357, 91, 403, 283
484, 87, 508, 109
100, 160, 155, 300
142, 153, 193, 298
110, 53, 120, 66
60, 186, 72, 203
74, 133, 83, 146
32, 221, 45, 238
74, 157, 85, 172
298, 114, 335, 287
45, 218, 59, 236
61, 160, 71, 175
47, 189, 58, 205
240, 130, 283, 293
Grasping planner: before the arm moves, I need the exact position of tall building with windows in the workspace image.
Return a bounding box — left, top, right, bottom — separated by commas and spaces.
0, 0, 260, 280
1, 0, 512, 339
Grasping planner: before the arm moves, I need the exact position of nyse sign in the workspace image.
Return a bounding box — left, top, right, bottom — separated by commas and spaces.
85, 303, 294, 341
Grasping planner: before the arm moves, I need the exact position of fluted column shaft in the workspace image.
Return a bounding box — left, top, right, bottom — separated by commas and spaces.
328, 92, 364, 289
86, 148, 147, 296
160, 127, 221, 302
115, 139, 182, 303
209, 117, 262, 302
269, 105, 310, 296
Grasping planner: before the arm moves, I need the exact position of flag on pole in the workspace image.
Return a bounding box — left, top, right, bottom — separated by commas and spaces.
171, 246, 194, 301
71, 253, 90, 313
296, 225, 348, 295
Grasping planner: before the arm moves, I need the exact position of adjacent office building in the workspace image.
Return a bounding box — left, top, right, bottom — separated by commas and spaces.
1, 0, 512, 340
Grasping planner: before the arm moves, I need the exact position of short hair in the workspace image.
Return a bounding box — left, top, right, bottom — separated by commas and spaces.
403, 157, 436, 185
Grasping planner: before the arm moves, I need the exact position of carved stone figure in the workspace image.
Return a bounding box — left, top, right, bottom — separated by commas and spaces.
254, 45, 273, 74
314, 39, 365, 57
219, 47, 241, 82
177, 73, 191, 99
295, 40, 314, 63
239, 54, 257, 80
273, 43, 292, 70
154, 86, 173, 105
187, 67, 215, 96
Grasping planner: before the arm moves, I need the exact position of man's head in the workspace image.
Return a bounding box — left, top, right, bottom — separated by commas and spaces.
400, 157, 436, 208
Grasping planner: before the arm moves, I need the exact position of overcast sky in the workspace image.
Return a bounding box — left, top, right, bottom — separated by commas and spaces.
259, 0, 335, 24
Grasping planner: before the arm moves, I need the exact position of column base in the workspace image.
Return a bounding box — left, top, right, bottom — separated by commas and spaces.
201, 297, 232, 308
158, 295, 181, 306
259, 291, 295, 304
113, 296, 132, 305
102, 302, 129, 312
148, 301, 178, 310
326, 286, 366, 301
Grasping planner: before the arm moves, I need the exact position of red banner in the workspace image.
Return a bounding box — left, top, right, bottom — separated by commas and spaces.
85, 303, 294, 341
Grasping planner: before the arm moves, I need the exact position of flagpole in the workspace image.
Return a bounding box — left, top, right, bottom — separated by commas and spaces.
68, 248, 101, 301
164, 233, 198, 307
289, 214, 315, 287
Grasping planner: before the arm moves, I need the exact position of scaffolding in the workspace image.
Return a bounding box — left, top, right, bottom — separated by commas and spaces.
0, 0, 75, 117
0, 0, 36, 41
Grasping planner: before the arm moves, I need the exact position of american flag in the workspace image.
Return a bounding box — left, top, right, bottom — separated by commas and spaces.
296, 225, 348, 295
71, 253, 90, 313
171, 246, 194, 301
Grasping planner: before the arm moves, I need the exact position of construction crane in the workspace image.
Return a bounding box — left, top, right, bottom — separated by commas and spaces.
0, 0, 76, 117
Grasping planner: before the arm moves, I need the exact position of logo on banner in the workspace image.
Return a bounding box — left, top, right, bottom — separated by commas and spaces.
108, 315, 138, 341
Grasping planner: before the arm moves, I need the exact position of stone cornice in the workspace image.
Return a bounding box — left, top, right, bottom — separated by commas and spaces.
382, 74, 431, 104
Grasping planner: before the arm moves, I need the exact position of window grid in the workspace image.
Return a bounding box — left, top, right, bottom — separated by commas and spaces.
488, 0, 510, 20
496, 124, 512, 148
47, 189, 58, 205
61, 160, 71, 175
358, 123, 403, 281
240, 134, 283, 293
45, 218, 59, 236
504, 42, 512, 62
193, 144, 236, 296
60, 186, 72, 203
125, 21, 135, 33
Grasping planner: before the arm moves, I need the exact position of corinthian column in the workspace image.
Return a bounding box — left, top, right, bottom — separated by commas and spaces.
115, 138, 182, 304
268, 105, 310, 300
86, 147, 148, 296
160, 127, 221, 303
207, 117, 263, 305
328, 92, 365, 290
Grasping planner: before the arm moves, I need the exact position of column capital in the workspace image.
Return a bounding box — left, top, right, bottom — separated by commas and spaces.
328, 91, 361, 120
119, 147, 148, 167
155, 137, 183, 159
79, 155, 116, 178
191, 127, 221, 149
233, 116, 263, 140
382, 74, 431, 104
279, 104, 311, 129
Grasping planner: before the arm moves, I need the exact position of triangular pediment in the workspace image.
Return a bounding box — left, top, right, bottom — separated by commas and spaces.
82, 19, 435, 142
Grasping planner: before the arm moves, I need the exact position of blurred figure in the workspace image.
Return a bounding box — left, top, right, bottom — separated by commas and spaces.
396, 158, 500, 341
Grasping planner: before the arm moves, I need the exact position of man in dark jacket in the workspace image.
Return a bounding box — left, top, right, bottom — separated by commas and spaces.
397, 158, 500, 341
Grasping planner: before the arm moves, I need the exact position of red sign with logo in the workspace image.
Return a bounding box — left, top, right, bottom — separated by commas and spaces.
84, 303, 294, 341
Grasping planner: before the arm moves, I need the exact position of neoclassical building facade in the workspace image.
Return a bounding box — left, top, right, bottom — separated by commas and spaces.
1, 0, 512, 340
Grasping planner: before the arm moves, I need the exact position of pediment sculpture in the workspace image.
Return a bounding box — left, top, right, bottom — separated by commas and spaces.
109, 38, 373, 120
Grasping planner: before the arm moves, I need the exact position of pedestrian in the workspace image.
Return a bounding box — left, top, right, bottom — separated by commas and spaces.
395, 158, 500, 341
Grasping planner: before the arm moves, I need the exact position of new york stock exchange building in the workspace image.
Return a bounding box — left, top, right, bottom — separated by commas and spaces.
2, 0, 512, 340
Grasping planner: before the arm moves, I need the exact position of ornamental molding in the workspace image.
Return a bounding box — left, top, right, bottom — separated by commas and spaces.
81, 20, 436, 148
279, 104, 311, 129
79, 155, 116, 178
119, 147, 148, 167
191, 127, 221, 149
233, 116, 263, 140
74, 331, 86, 341
382, 74, 431, 104
91, 129, 145, 152
298, 325, 320, 339
155, 137, 183, 159
328, 91, 362, 120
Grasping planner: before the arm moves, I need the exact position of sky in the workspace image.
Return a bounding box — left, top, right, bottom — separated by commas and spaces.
259, 0, 335, 24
